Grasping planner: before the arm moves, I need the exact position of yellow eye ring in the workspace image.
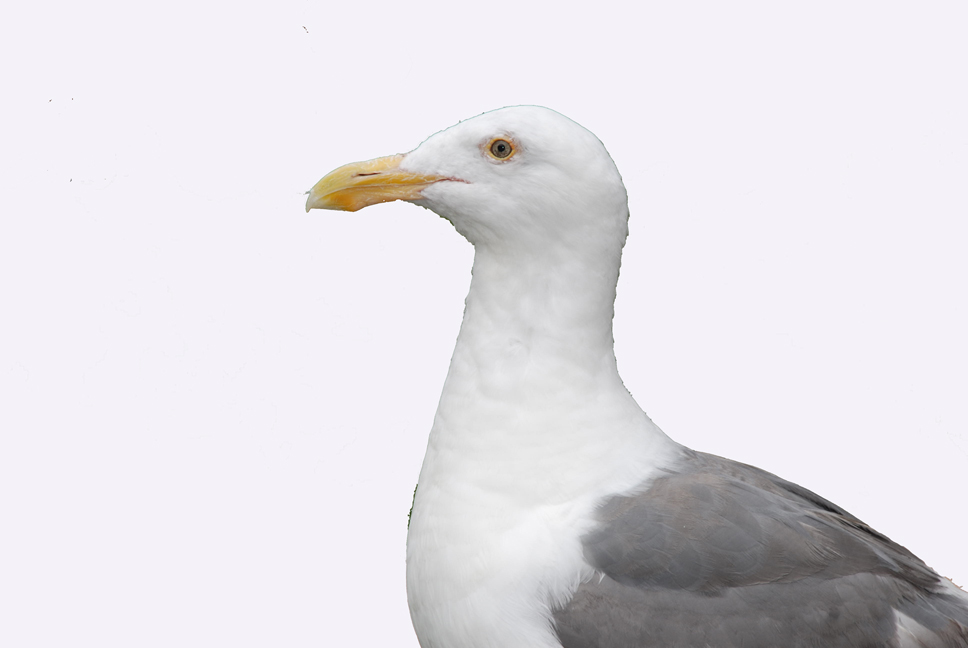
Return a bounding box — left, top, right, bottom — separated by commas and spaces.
487, 138, 515, 160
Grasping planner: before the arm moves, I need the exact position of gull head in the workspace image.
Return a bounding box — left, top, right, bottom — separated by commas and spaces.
307, 106, 630, 256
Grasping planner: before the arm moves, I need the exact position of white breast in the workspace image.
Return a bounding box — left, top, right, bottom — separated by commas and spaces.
405, 357, 678, 648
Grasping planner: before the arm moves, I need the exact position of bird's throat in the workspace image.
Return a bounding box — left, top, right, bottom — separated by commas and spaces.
451, 244, 623, 394
425, 243, 633, 475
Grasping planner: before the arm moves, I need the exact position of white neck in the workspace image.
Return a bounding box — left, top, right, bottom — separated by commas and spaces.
426, 241, 673, 497
451, 241, 621, 398
406, 240, 678, 648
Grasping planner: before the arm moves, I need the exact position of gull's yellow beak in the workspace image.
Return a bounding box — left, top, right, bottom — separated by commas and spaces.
305, 154, 448, 213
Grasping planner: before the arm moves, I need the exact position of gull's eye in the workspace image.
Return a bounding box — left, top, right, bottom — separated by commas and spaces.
488, 138, 514, 160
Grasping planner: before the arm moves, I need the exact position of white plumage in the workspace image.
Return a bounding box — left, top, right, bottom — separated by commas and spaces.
397, 108, 676, 647
306, 106, 968, 648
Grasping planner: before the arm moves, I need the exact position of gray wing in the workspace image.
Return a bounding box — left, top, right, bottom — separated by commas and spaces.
554, 450, 968, 648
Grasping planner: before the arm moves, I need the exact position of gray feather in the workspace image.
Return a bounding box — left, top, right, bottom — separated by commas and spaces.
554, 450, 968, 647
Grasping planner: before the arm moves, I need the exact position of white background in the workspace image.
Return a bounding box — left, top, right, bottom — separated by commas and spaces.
2, 2, 966, 646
